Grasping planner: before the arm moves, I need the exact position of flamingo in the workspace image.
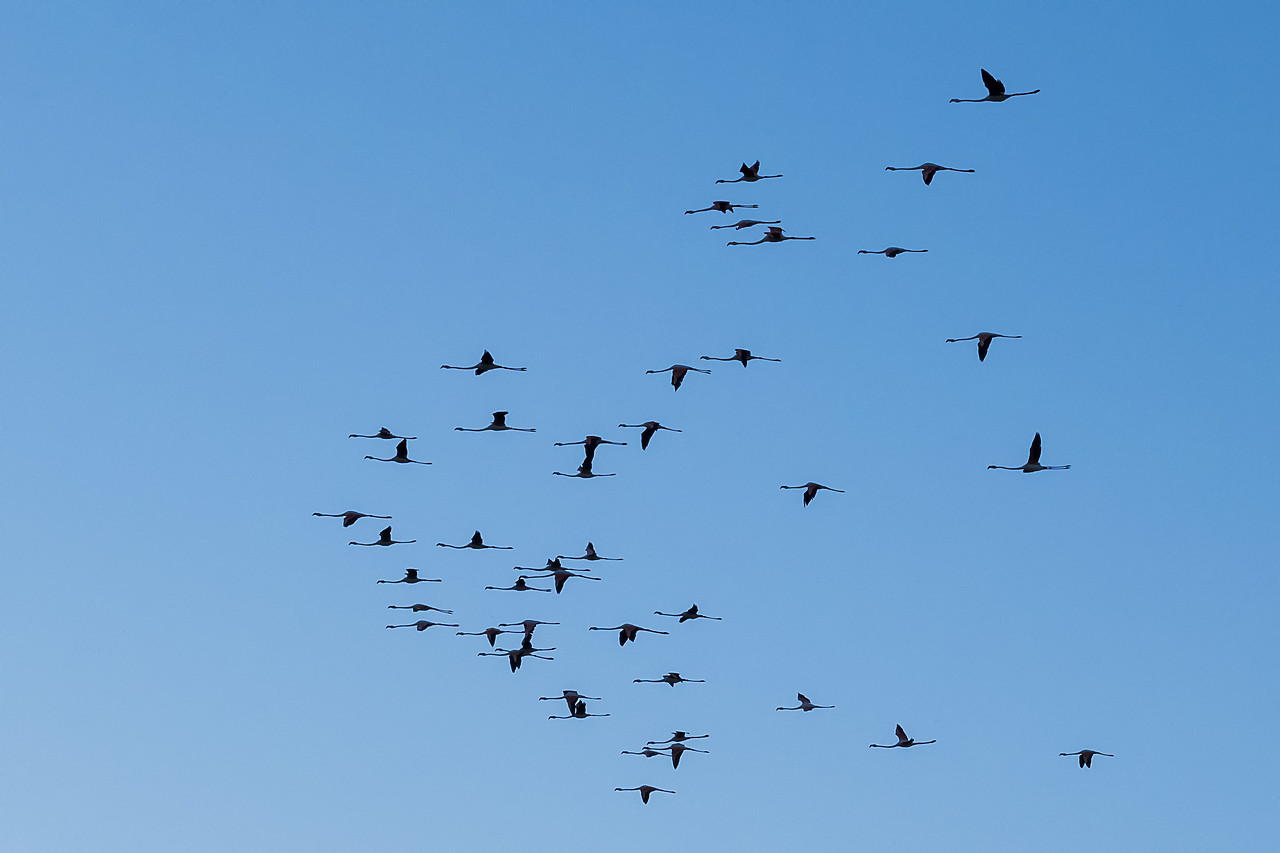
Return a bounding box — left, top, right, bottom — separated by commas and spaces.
648, 731, 709, 745
364, 439, 430, 465
776, 693, 834, 712
527, 567, 601, 594
622, 748, 670, 758
588, 623, 670, 646
455, 411, 535, 433
700, 348, 781, 368
513, 558, 572, 572
780, 482, 845, 506
645, 365, 710, 391
666, 742, 709, 769
498, 619, 560, 637
553, 460, 616, 478
654, 604, 722, 623
870, 724, 936, 748
710, 219, 782, 230
538, 690, 602, 714
385, 620, 460, 631
553, 435, 626, 465
479, 647, 554, 672
634, 672, 705, 687
440, 350, 526, 374
548, 699, 610, 719
684, 200, 758, 215
1060, 750, 1113, 768
312, 510, 391, 528
615, 786, 675, 804
858, 247, 928, 258
436, 530, 512, 550
716, 160, 782, 183
618, 420, 681, 449
885, 163, 975, 185
727, 225, 815, 245
349, 427, 416, 440
951, 68, 1040, 103
387, 603, 453, 614
350, 526, 415, 547
376, 569, 441, 585
557, 542, 622, 562
988, 432, 1070, 472
456, 626, 521, 647
945, 331, 1021, 362
485, 576, 551, 593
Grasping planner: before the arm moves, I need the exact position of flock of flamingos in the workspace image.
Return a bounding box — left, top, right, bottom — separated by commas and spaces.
315, 69, 1109, 805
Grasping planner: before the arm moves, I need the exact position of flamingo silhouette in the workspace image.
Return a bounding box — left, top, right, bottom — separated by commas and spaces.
633, 672, 705, 687
618, 420, 681, 449
665, 742, 709, 769
349, 427, 416, 440
365, 439, 430, 464
440, 350, 526, 374
728, 225, 815, 245
615, 786, 675, 804
313, 510, 391, 527
376, 568, 441, 585
456, 626, 521, 647
950, 69, 1039, 103
653, 604, 722, 623
387, 603, 453, 614
858, 247, 927, 258
777, 692, 834, 712
1060, 750, 1113, 768
645, 365, 710, 391
548, 699, 610, 719
484, 576, 551, 593
589, 623, 670, 646
479, 647, 554, 672
385, 620, 460, 631
648, 731, 709, 745
870, 724, 936, 748
700, 348, 780, 367
538, 690, 601, 714
945, 332, 1021, 362
684, 200, 758, 215
988, 432, 1070, 472
710, 219, 782, 231
885, 163, 975, 185
557, 542, 622, 562
350, 526, 415, 547
553, 435, 626, 465
436, 530, 512, 550
455, 411, 535, 433
716, 160, 782, 183
553, 460, 616, 478
780, 482, 845, 506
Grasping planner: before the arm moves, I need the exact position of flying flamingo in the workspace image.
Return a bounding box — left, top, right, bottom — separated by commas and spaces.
716, 160, 782, 183
870, 724, 936, 748
387, 603, 453, 614
622, 748, 670, 758
589, 623, 670, 646
727, 225, 815, 245
654, 604, 721, 623
945, 331, 1021, 362
633, 672, 705, 687
365, 439, 430, 465
312, 510, 391, 527
648, 731, 709, 745
665, 742, 709, 769
553, 435, 626, 465
988, 432, 1070, 472
485, 576, 551, 593
618, 420, 681, 449
615, 786, 675, 804
885, 163, 975, 185
349, 427, 416, 440
376, 569, 441, 584
553, 460, 616, 478
479, 647, 554, 672
645, 365, 710, 391
385, 620, 460, 631
557, 542, 622, 562
350, 526, 415, 547
684, 200, 758, 215
456, 626, 521, 647
548, 699, 610, 719
527, 568, 601, 594
780, 482, 845, 506
858, 247, 928, 258
710, 219, 782, 230
700, 348, 781, 367
436, 530, 512, 550
1060, 750, 1113, 768
538, 690, 601, 714
950, 69, 1040, 103
440, 350, 527, 374
776, 693, 834, 712
498, 619, 560, 637
455, 411, 535, 433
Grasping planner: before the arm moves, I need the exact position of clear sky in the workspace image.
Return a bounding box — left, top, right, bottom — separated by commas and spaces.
3, 3, 1278, 850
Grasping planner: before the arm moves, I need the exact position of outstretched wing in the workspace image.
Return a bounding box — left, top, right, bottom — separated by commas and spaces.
977, 336, 991, 361
1028, 432, 1043, 466
981, 68, 1005, 97
895, 724, 909, 743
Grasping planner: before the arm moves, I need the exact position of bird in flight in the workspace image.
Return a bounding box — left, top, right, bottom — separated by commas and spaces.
440, 350, 526, 374
665, 742, 709, 769
700, 348, 781, 367
945, 332, 1021, 362
615, 785, 675, 805
621, 748, 670, 759
484, 576, 552, 593
710, 218, 782, 230
870, 724, 936, 748
1060, 749, 1113, 768
653, 604, 722, 623
728, 225, 815, 245
455, 411, 535, 433
988, 432, 1070, 472
553, 460, 616, 478
645, 365, 710, 391
349, 427, 416, 440
553, 435, 626, 466
527, 566, 602, 594
950, 68, 1040, 103
350, 526, 415, 547
548, 699, 610, 720
634, 672, 705, 687
557, 542, 622, 562
858, 247, 928, 258
716, 160, 782, 183
780, 482, 845, 506
479, 646, 554, 673
312, 510, 391, 528
364, 439, 430, 465
387, 603, 453, 614
885, 163, 975, 185
777, 692, 834, 712
436, 530, 513, 550
684, 200, 759, 215
648, 731, 709, 745
456, 626, 522, 647
376, 568, 441, 585
538, 690, 601, 714
618, 420, 681, 449
385, 620, 460, 631
589, 623, 670, 646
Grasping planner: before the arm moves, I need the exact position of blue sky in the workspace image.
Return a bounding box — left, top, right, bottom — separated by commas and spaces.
3, 3, 1278, 850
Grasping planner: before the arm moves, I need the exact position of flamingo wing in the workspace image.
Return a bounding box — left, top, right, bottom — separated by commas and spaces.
981, 68, 1006, 97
